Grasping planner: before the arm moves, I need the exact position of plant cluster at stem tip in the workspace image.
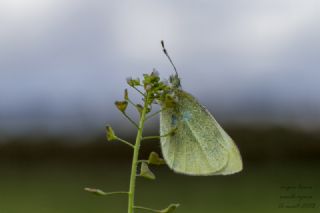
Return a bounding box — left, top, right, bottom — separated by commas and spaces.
85, 69, 180, 213
126, 69, 177, 108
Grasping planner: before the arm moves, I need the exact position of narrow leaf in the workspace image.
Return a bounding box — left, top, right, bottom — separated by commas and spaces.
160, 204, 180, 213
140, 162, 156, 180
84, 187, 107, 196
148, 152, 166, 165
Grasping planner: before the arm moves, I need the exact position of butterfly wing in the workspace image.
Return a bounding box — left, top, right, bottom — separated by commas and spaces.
160, 90, 242, 175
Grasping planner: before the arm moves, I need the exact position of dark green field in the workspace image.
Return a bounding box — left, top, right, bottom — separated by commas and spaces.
0, 128, 319, 213
1, 161, 319, 213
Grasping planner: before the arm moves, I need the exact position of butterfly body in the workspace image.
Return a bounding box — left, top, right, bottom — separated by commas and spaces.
160, 75, 242, 175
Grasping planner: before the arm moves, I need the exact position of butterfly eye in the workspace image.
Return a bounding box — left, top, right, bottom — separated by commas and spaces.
168, 75, 181, 88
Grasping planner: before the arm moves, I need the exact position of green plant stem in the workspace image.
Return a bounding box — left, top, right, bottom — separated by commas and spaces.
123, 113, 139, 128
128, 93, 149, 213
127, 98, 140, 111
132, 86, 146, 97
102, 191, 128, 196
115, 137, 134, 148
145, 109, 162, 121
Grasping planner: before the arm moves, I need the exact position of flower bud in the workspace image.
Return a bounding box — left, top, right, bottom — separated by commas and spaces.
106, 125, 117, 141
124, 89, 129, 100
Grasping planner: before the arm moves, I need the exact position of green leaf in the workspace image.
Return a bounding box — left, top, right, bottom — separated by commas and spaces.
148, 152, 166, 165
115, 101, 128, 113
84, 188, 128, 196
84, 187, 107, 196
139, 162, 156, 180
134, 203, 180, 213
160, 204, 180, 213
106, 125, 117, 141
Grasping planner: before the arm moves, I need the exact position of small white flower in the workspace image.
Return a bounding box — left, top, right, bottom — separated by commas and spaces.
145, 84, 152, 91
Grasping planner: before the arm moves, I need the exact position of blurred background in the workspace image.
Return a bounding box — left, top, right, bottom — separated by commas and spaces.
0, 0, 319, 212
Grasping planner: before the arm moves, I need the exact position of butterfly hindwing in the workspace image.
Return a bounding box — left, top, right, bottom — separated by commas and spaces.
160, 90, 242, 175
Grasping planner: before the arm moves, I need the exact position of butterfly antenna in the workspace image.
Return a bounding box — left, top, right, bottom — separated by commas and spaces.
161, 40, 178, 76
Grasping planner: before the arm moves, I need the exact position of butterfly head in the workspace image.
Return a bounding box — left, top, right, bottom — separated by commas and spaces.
169, 74, 181, 89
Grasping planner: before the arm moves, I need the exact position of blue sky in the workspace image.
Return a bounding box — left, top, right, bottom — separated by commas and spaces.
1, 0, 320, 135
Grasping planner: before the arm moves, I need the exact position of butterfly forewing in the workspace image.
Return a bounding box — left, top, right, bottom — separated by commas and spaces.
160, 90, 242, 175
